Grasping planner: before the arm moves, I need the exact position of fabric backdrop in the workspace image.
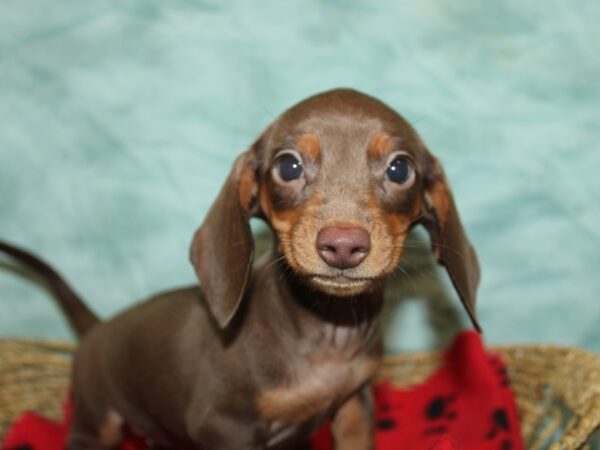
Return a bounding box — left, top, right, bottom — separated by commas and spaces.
1, 1, 599, 358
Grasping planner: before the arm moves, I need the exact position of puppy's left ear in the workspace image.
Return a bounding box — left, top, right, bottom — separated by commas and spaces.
190, 148, 259, 329
421, 152, 482, 331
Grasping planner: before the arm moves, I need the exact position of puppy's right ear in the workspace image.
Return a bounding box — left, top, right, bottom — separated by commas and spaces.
420, 152, 481, 332
190, 148, 259, 329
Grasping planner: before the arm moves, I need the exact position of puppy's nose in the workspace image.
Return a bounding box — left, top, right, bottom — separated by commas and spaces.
316, 227, 371, 269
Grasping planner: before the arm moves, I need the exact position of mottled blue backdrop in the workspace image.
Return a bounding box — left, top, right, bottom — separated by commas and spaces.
1, 1, 599, 357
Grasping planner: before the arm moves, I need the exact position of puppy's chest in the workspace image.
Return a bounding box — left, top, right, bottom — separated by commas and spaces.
257, 351, 380, 447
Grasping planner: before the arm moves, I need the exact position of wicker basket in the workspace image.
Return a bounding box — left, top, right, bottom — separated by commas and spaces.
1, 340, 599, 449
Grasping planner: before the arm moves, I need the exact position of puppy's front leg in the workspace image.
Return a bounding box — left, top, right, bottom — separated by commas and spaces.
331, 386, 375, 450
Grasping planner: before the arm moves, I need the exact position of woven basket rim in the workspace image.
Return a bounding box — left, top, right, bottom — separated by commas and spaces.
1, 338, 599, 450
4, 337, 599, 353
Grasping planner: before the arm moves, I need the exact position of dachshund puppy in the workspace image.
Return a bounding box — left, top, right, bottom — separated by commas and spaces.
0, 88, 480, 450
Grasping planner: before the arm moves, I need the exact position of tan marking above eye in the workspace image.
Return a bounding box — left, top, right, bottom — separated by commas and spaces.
368, 132, 395, 160
295, 133, 321, 161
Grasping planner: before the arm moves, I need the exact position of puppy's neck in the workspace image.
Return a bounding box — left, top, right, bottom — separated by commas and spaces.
245, 251, 384, 363
285, 273, 384, 327
254, 251, 384, 332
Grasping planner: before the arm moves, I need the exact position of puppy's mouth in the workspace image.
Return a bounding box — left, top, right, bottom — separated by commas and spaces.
309, 275, 376, 296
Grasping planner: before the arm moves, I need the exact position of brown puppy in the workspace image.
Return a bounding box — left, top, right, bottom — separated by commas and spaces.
0, 88, 480, 450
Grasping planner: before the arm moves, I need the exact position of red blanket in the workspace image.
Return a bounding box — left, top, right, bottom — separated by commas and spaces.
2, 332, 523, 450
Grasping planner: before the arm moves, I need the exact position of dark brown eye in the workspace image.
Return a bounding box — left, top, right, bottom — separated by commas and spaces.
278, 154, 303, 181
386, 157, 411, 184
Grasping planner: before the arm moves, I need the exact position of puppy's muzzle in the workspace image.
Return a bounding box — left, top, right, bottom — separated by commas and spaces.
316, 227, 371, 269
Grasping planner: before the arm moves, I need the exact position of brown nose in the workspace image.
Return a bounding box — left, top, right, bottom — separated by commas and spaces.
316, 227, 371, 269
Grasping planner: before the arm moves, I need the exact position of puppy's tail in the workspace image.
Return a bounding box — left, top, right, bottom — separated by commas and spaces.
0, 240, 100, 337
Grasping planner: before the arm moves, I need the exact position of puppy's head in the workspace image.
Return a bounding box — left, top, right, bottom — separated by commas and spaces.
191, 89, 480, 329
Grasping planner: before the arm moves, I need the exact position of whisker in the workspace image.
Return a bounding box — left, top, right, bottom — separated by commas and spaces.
389, 244, 433, 252
262, 253, 290, 272
395, 264, 418, 297
398, 256, 437, 280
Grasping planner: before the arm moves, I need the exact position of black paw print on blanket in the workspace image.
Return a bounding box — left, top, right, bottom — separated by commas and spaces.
375, 399, 400, 431
486, 408, 514, 450
489, 356, 511, 387
423, 394, 458, 436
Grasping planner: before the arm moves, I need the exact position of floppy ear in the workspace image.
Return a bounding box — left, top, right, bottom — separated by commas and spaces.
421, 153, 482, 331
190, 149, 258, 329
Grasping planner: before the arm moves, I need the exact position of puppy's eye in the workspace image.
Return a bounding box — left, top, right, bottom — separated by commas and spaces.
386, 156, 412, 184
277, 154, 303, 182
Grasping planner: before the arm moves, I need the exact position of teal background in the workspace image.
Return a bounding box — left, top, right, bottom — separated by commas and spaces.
1, 0, 599, 360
